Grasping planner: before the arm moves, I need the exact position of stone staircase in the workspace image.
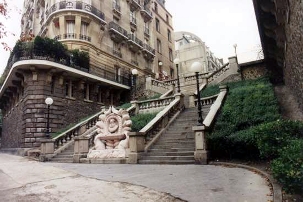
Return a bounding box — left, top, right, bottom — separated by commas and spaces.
50, 143, 74, 163
139, 105, 211, 164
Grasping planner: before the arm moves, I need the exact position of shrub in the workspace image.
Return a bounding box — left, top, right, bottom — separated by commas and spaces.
201, 84, 220, 97
118, 103, 131, 109
208, 77, 281, 159
70, 49, 90, 70
256, 120, 303, 159
271, 139, 303, 194
131, 113, 157, 132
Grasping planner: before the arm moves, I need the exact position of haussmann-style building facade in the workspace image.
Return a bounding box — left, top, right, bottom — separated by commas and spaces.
0, 0, 175, 149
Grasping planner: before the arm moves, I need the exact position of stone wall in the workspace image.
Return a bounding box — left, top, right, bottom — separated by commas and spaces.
240, 60, 267, 80
1, 102, 24, 148
1, 69, 125, 148
284, 0, 303, 110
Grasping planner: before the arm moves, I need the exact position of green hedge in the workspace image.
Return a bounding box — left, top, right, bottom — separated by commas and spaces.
271, 139, 303, 194
131, 113, 157, 132
208, 77, 281, 159
255, 120, 303, 159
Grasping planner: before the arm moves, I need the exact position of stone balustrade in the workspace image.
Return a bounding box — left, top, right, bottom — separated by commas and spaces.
192, 85, 228, 165
131, 95, 175, 114
207, 63, 230, 83
128, 93, 184, 163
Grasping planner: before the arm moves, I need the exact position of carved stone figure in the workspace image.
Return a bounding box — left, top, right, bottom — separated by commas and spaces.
87, 106, 132, 159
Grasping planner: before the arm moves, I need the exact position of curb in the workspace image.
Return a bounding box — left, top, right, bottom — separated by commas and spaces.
209, 161, 282, 202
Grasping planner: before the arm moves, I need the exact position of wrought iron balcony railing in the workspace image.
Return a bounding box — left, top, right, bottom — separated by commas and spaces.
79, 34, 91, 42
45, 1, 105, 22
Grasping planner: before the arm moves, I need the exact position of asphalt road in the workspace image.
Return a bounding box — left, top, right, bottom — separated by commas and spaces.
0, 153, 272, 202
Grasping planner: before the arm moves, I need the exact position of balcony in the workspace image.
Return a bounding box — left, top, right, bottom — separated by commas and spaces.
131, 59, 138, 66
45, 1, 106, 26
140, 6, 153, 22
144, 27, 150, 38
126, 0, 141, 11
108, 21, 129, 43
113, 49, 122, 58
142, 43, 155, 61
130, 17, 137, 30
63, 33, 77, 39
79, 34, 91, 42
54, 35, 61, 40
127, 34, 143, 52
112, 2, 121, 19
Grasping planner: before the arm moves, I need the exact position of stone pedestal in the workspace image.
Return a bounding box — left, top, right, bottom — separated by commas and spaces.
39, 139, 55, 162
73, 136, 89, 163
192, 125, 208, 164
128, 132, 145, 164
189, 94, 196, 108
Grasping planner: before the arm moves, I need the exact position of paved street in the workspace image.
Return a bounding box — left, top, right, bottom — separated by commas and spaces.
0, 153, 272, 202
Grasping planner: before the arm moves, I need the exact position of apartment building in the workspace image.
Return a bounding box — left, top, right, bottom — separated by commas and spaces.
174, 31, 223, 75
0, 0, 175, 148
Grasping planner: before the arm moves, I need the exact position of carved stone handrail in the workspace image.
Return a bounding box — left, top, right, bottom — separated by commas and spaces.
151, 79, 169, 89
194, 94, 218, 106
192, 85, 228, 164
131, 95, 175, 114
202, 86, 228, 128
53, 111, 102, 151
206, 63, 230, 83
139, 93, 184, 150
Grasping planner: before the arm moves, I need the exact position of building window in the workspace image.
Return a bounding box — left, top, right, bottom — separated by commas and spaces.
83, 83, 92, 100
154, 2, 158, 12
156, 18, 160, 32
157, 39, 162, 53
130, 10, 136, 25
166, 14, 169, 23
167, 29, 171, 41
65, 20, 75, 38
97, 86, 103, 103
51, 76, 55, 94
144, 22, 150, 36
80, 21, 90, 41
170, 68, 174, 79
169, 48, 173, 62
65, 80, 74, 98
115, 66, 121, 82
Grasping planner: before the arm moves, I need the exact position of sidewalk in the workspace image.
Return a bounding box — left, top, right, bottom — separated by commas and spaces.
0, 153, 273, 202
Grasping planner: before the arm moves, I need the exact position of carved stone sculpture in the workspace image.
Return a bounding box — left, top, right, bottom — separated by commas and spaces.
87, 106, 132, 159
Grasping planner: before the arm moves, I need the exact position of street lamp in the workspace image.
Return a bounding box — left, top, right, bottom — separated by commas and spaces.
233, 43, 237, 56
131, 69, 138, 99
191, 62, 204, 125
158, 61, 163, 80
173, 58, 181, 93
45, 97, 53, 139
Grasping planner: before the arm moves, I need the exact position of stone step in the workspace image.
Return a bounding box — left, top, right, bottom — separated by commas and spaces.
155, 140, 194, 144
138, 159, 195, 165
152, 145, 194, 149
149, 148, 195, 152
158, 136, 194, 141
140, 155, 195, 161
59, 151, 74, 155
143, 151, 194, 156
53, 154, 73, 158
50, 158, 73, 163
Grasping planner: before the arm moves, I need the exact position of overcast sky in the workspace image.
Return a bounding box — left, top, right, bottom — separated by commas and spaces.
0, 0, 261, 75
166, 0, 261, 63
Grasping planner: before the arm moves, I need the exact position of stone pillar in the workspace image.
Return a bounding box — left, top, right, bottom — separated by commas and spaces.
174, 93, 184, 110
73, 136, 90, 163
39, 139, 55, 162
131, 100, 139, 115
189, 94, 195, 108
192, 125, 208, 164
145, 76, 152, 91
128, 132, 145, 164
228, 56, 239, 74
75, 15, 81, 38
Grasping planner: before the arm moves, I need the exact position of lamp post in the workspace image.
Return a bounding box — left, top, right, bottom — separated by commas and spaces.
131, 69, 138, 99
233, 43, 237, 56
45, 97, 53, 139
173, 58, 181, 93
191, 62, 203, 125
158, 61, 163, 80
